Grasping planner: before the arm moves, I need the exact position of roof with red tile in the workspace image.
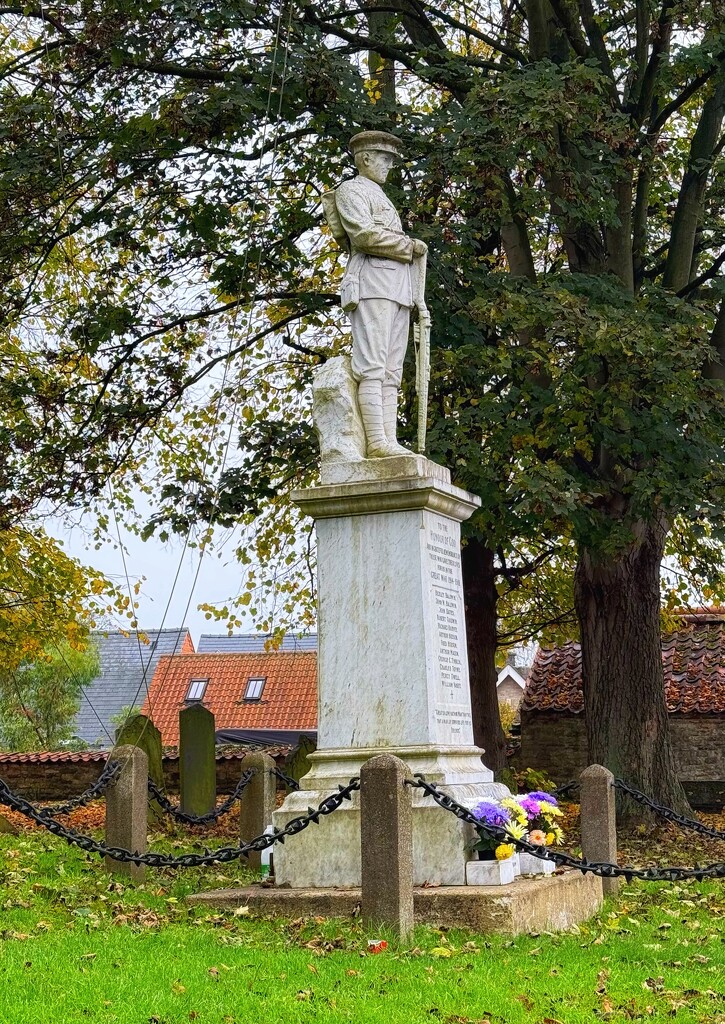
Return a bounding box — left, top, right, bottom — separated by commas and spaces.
0, 747, 261, 765
523, 614, 725, 714
0, 749, 108, 765
141, 652, 317, 745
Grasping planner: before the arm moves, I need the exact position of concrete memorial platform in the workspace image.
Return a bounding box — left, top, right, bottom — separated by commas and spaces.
188, 870, 603, 935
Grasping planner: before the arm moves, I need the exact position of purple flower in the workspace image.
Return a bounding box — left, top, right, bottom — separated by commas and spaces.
473, 801, 510, 828
519, 796, 542, 817
528, 791, 558, 806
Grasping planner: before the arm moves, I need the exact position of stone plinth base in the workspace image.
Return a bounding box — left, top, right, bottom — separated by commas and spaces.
273, 746, 508, 888
187, 869, 603, 935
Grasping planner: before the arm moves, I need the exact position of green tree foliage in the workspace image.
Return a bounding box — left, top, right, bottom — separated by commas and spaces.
0, 640, 99, 751
0, 526, 130, 672
2, 1, 725, 805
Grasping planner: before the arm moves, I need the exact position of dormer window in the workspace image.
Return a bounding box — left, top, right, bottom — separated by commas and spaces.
186, 678, 208, 702
244, 677, 266, 702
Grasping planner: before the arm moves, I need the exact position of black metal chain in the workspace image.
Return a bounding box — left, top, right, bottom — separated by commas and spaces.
0, 774, 360, 868
614, 778, 725, 841
407, 774, 725, 884
269, 767, 300, 791
147, 769, 257, 825
553, 780, 580, 799
0, 761, 122, 818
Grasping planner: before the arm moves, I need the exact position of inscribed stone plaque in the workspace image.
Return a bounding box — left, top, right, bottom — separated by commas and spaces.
424, 511, 474, 745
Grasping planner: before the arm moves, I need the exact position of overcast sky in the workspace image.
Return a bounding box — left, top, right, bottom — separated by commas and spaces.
52, 513, 254, 647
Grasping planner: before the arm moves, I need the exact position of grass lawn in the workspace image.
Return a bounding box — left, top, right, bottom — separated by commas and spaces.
1, 816, 725, 1023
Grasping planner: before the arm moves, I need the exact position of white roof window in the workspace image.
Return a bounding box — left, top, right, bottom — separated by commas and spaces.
186, 678, 208, 702
244, 677, 266, 702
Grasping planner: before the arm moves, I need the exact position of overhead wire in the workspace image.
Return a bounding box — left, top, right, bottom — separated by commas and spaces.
107, 1, 298, 751
2, 3, 295, 763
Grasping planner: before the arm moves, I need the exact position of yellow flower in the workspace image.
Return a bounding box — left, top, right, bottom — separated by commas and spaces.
505, 821, 526, 841
541, 805, 563, 818
500, 798, 528, 825
546, 832, 556, 846
495, 844, 515, 860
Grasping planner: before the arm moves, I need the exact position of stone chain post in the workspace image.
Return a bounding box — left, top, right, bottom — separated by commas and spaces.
105, 744, 148, 882
360, 753, 414, 941
239, 752, 277, 870
580, 763, 621, 896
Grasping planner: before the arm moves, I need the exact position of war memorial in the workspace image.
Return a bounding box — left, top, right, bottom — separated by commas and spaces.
191, 132, 603, 932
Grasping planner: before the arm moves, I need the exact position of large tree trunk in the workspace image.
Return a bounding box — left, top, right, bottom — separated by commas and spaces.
574, 515, 689, 822
462, 538, 507, 772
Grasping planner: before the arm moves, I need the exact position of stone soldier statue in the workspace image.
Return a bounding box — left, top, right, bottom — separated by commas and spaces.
322, 131, 428, 458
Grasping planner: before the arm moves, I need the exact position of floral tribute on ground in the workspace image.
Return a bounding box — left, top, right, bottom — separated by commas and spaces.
471, 792, 564, 861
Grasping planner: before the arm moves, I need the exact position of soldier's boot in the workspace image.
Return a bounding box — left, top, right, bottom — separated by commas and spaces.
382, 382, 411, 456
358, 379, 404, 458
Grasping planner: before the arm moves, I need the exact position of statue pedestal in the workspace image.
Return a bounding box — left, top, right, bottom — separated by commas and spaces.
273, 456, 507, 887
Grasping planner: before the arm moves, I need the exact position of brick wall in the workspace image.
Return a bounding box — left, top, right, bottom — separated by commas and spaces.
519, 712, 588, 785
0, 751, 287, 802
519, 711, 725, 809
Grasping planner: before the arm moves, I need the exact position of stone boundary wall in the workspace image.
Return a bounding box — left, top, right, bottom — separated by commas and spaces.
0, 750, 287, 802
519, 711, 725, 809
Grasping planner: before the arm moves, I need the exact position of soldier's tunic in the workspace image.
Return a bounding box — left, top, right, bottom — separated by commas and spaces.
335, 175, 415, 385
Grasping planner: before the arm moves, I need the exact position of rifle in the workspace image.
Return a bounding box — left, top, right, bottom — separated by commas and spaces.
412, 252, 431, 454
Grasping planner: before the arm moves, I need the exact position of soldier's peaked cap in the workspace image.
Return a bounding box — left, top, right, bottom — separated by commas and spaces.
349, 130, 404, 158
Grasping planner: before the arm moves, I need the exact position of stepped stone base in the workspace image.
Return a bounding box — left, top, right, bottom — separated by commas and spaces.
187, 869, 603, 935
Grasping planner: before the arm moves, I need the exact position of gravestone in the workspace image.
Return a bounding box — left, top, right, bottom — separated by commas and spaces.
115, 713, 165, 823
179, 703, 216, 817
284, 735, 316, 785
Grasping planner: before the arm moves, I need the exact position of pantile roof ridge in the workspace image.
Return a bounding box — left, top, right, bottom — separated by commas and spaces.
523, 620, 725, 714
